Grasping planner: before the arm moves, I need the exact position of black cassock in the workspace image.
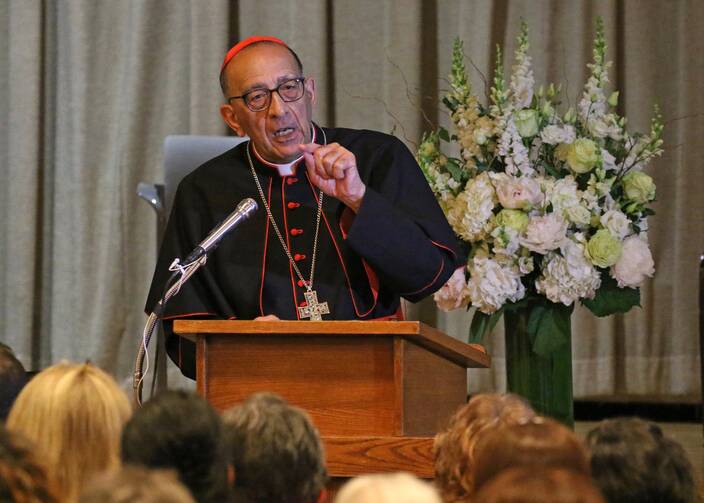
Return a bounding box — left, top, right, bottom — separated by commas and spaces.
146, 125, 464, 378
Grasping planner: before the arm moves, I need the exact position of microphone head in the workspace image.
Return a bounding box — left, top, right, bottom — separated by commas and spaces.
236, 197, 258, 216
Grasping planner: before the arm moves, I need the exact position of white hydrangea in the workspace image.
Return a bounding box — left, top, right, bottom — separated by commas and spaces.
446, 172, 496, 241
468, 256, 526, 313
491, 226, 521, 259
540, 124, 576, 145
497, 118, 533, 176
536, 239, 602, 305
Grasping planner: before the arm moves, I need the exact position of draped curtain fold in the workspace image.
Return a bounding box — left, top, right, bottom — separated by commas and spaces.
1, 0, 701, 399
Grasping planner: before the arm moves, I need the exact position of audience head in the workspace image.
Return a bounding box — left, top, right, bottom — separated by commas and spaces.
0, 425, 60, 503
335, 472, 441, 503
433, 393, 535, 502
0, 343, 28, 422
121, 389, 230, 503
586, 417, 698, 503
222, 392, 327, 503
6, 362, 131, 502
79, 465, 196, 503
473, 467, 605, 503
472, 417, 590, 493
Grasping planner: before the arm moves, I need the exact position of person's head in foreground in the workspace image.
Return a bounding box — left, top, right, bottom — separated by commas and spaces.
6, 362, 131, 503
121, 389, 230, 503
222, 392, 327, 503
0, 425, 60, 503
433, 393, 535, 502
473, 467, 605, 503
335, 472, 441, 503
79, 465, 196, 503
586, 417, 698, 503
219, 36, 315, 164
472, 416, 590, 494
0, 343, 27, 422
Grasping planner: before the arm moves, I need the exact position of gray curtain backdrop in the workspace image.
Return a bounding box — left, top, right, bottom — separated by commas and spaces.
1, 0, 702, 400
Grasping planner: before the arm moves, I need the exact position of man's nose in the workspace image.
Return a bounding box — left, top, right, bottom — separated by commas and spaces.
268, 91, 287, 117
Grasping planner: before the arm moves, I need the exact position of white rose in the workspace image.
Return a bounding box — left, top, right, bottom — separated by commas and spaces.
490, 173, 543, 210
600, 210, 632, 240
564, 204, 592, 227
467, 257, 526, 314
611, 235, 655, 288
434, 267, 471, 311
520, 213, 568, 254
540, 124, 576, 145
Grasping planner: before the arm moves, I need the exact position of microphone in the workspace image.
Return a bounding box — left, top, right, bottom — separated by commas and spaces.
182, 198, 258, 263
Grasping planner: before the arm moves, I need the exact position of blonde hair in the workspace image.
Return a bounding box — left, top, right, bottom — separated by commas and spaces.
433, 393, 535, 502
335, 473, 441, 503
7, 362, 132, 503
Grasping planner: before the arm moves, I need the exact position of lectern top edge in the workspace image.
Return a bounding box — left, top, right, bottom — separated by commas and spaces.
173, 319, 491, 369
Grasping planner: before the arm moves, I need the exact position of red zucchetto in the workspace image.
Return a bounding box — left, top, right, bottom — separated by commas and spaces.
220, 36, 288, 74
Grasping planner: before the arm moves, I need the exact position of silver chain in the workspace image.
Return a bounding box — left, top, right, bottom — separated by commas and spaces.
245, 130, 326, 292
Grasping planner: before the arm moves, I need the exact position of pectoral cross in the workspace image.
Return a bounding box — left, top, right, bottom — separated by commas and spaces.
297, 289, 329, 321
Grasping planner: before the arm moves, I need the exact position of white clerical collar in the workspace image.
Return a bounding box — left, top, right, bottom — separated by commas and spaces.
251, 126, 317, 177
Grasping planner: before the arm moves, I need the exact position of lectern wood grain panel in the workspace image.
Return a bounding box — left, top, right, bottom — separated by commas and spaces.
175, 320, 489, 479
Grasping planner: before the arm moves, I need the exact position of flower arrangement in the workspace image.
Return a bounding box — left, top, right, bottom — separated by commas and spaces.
418, 19, 662, 347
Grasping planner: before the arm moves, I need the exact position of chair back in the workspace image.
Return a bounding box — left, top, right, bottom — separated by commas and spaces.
163, 135, 248, 217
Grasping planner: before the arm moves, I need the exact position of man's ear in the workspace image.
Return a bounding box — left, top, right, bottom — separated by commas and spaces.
305, 77, 317, 106
220, 104, 246, 137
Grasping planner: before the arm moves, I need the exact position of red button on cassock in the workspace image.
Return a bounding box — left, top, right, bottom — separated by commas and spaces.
299, 301, 307, 307
287, 202, 301, 209
286, 177, 298, 185
290, 228, 303, 236
297, 280, 306, 287
294, 254, 306, 261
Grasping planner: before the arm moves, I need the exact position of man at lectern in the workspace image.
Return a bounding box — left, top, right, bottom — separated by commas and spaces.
145, 36, 462, 378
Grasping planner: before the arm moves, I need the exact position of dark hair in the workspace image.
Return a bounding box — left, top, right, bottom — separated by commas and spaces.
222, 392, 327, 503
474, 467, 605, 503
0, 344, 27, 422
219, 41, 304, 97
586, 417, 698, 503
121, 390, 230, 503
472, 417, 591, 493
0, 425, 60, 503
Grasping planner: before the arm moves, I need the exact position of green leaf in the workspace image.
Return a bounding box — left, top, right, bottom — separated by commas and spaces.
527, 304, 547, 343
469, 309, 503, 344
445, 158, 464, 182
438, 127, 450, 142
582, 273, 641, 317
532, 304, 572, 357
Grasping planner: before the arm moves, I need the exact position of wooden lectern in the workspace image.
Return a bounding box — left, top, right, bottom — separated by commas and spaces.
175, 320, 489, 482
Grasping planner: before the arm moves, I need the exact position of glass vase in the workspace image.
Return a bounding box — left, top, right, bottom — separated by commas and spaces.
504, 307, 574, 427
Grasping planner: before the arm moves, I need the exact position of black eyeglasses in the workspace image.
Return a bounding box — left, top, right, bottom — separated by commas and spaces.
228, 77, 306, 112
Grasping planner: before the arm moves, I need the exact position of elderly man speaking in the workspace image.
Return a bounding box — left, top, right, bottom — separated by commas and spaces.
145, 36, 462, 378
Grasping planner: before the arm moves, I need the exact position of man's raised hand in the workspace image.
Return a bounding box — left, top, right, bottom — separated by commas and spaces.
299, 143, 366, 213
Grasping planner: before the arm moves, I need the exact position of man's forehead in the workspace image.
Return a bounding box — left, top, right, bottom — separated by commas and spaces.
229, 44, 299, 90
